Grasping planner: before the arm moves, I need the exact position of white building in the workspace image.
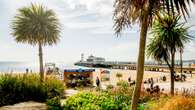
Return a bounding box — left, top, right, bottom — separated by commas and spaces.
86, 55, 105, 64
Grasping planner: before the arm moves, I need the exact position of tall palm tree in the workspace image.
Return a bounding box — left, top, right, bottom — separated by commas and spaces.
147, 14, 192, 95
12, 3, 60, 81
113, 0, 194, 109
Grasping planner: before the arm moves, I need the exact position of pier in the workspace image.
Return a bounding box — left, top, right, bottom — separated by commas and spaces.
111, 64, 195, 73
75, 62, 195, 74
75, 54, 195, 74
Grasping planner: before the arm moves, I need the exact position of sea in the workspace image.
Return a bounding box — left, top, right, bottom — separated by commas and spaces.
0, 61, 88, 73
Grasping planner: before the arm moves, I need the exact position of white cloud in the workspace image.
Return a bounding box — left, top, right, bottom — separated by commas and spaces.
65, 0, 114, 15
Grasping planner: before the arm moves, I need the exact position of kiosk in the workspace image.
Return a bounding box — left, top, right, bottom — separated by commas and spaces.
64, 69, 95, 87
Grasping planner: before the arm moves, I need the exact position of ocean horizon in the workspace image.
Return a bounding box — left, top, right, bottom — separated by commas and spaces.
0, 61, 86, 73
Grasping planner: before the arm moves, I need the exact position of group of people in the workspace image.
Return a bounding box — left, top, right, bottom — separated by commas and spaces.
174, 73, 186, 82
67, 74, 92, 88
145, 77, 161, 95
88, 72, 188, 95
128, 76, 136, 86
25, 68, 33, 74
83, 72, 187, 88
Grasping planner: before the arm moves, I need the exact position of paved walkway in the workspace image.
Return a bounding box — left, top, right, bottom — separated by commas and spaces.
65, 89, 78, 97
0, 102, 47, 110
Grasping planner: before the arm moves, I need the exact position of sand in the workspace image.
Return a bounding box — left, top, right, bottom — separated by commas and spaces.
92, 68, 168, 86
92, 68, 195, 92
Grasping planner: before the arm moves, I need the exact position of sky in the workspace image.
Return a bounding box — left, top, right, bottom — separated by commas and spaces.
0, 0, 195, 65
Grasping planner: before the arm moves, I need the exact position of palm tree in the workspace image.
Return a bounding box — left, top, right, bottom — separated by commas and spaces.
113, 0, 194, 109
12, 3, 60, 82
147, 14, 192, 95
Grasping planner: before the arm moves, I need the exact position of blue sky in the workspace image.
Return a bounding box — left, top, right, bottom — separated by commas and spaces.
0, 0, 195, 65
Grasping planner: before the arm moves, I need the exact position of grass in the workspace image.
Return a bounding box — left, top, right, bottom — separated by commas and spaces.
157, 96, 195, 110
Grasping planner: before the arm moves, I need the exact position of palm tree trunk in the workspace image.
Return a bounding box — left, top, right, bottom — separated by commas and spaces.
131, 11, 149, 110
38, 42, 44, 82
170, 52, 175, 95
180, 48, 183, 74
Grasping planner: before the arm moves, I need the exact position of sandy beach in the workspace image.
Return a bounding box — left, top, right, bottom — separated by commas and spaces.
93, 68, 168, 85
92, 68, 195, 91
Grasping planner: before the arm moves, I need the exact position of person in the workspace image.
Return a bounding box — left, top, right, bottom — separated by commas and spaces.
46, 67, 52, 75
150, 78, 154, 89
96, 76, 100, 87
162, 75, 166, 81
55, 67, 60, 75
128, 76, 131, 86
128, 76, 131, 83
148, 78, 151, 84
72, 78, 76, 88
26, 68, 29, 74
181, 73, 186, 81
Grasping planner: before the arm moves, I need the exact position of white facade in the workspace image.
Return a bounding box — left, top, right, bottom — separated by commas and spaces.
86, 55, 105, 64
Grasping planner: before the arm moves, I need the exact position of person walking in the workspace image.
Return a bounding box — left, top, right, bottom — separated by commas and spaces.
26, 68, 29, 74
128, 76, 131, 83
150, 78, 154, 89
96, 76, 100, 87
128, 76, 131, 86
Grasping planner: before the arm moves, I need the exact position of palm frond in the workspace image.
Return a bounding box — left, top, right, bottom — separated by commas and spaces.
147, 13, 193, 63
11, 3, 61, 46
113, 0, 195, 35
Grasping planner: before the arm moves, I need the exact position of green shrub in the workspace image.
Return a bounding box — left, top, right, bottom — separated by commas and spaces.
106, 84, 114, 89
116, 73, 122, 80
62, 84, 149, 110
44, 77, 64, 99
63, 92, 130, 110
114, 80, 133, 97
138, 104, 145, 110
116, 80, 129, 87
139, 95, 153, 103
0, 74, 64, 106
47, 96, 62, 110
101, 77, 110, 81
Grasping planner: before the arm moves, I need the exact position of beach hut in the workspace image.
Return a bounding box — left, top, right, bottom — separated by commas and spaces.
64, 68, 95, 87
